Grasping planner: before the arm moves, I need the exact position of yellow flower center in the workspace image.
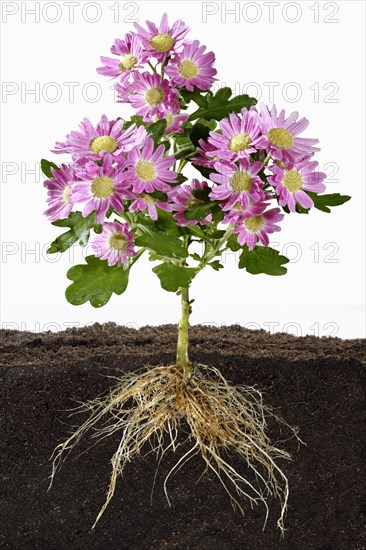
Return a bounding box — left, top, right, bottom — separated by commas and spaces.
155, 113, 174, 126
165, 113, 174, 126
283, 169, 303, 192
145, 87, 164, 106
268, 128, 293, 149
109, 233, 127, 251
91, 176, 115, 199
230, 171, 252, 193
89, 135, 117, 155
119, 53, 138, 72
245, 215, 264, 232
135, 160, 156, 181
150, 33, 174, 52
140, 193, 156, 204
229, 133, 251, 152
179, 59, 199, 79
62, 184, 71, 205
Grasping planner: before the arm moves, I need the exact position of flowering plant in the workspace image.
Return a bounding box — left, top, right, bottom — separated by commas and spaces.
44, 14, 350, 532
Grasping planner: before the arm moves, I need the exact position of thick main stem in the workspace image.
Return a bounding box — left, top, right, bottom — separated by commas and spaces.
176, 285, 192, 381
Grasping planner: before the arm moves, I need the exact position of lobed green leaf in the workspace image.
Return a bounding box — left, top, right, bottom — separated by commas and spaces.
65, 256, 130, 308
185, 201, 217, 221
148, 119, 167, 143
239, 246, 289, 276
307, 192, 351, 213
189, 87, 257, 122
48, 212, 101, 254
152, 263, 196, 292
135, 232, 188, 259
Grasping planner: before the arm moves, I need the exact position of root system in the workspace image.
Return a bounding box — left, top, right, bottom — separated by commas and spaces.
49, 363, 299, 532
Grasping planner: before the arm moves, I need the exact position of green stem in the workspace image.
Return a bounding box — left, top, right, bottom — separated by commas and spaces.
263, 152, 272, 166
176, 235, 192, 381
199, 225, 233, 269
176, 285, 192, 381
148, 61, 157, 73
177, 159, 188, 173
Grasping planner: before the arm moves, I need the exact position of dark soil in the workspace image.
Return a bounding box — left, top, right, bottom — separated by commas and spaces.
1, 324, 365, 550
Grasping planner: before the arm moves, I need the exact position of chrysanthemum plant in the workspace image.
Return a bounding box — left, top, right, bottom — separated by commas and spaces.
44, 14, 350, 533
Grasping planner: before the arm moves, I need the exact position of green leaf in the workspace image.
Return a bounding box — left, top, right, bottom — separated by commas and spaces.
174, 134, 196, 159
189, 122, 211, 148
296, 204, 310, 214
154, 210, 182, 236
161, 139, 171, 152
48, 212, 100, 254
210, 229, 226, 239
181, 224, 211, 241
185, 201, 216, 221
180, 87, 208, 108
135, 210, 181, 237
135, 232, 188, 259
190, 252, 202, 261
239, 246, 289, 276
154, 210, 181, 236
209, 260, 224, 271
211, 206, 225, 222
307, 192, 351, 213
227, 234, 241, 252
41, 159, 60, 178
65, 256, 130, 308
196, 118, 217, 131
189, 87, 257, 122
123, 115, 145, 130
148, 119, 167, 143
149, 189, 167, 202
208, 87, 232, 104
152, 263, 196, 292
176, 173, 188, 184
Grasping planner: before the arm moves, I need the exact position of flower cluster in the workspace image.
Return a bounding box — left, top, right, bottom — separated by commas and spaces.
193, 103, 326, 248
43, 13, 327, 267
104, 14, 216, 130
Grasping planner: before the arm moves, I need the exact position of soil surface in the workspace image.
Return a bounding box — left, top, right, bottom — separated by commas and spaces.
1, 324, 365, 550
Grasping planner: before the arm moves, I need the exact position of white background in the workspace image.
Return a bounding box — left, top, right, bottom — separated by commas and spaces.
1, 0, 365, 338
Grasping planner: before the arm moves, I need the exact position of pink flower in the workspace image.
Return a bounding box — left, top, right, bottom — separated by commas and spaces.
117, 72, 179, 123
151, 89, 188, 134
97, 33, 146, 82
170, 179, 212, 226
129, 192, 173, 221
72, 154, 133, 223
165, 40, 217, 92
161, 110, 189, 135
222, 199, 269, 226
43, 164, 77, 221
52, 114, 147, 163
210, 159, 266, 210
134, 13, 190, 62
125, 137, 177, 193
191, 139, 219, 170
257, 104, 320, 163
207, 108, 262, 161
269, 157, 326, 212
92, 222, 136, 266
233, 207, 284, 250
